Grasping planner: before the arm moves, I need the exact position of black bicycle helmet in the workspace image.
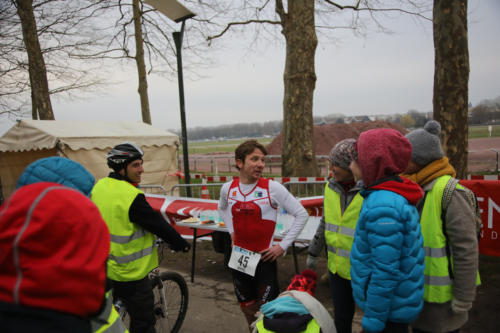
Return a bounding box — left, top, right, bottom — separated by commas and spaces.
106, 142, 144, 171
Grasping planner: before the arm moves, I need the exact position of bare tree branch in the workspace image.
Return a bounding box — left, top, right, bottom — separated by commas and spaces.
323, 0, 362, 10
323, 0, 431, 21
0, 0, 121, 117
275, 0, 286, 22
207, 19, 281, 42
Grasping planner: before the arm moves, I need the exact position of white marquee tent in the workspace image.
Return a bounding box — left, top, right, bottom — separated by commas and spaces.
0, 119, 179, 200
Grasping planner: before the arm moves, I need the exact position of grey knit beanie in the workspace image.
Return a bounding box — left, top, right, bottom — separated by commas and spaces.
405, 120, 444, 165
328, 138, 357, 170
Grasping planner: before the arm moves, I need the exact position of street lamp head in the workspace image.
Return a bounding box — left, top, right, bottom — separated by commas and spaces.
144, 0, 195, 23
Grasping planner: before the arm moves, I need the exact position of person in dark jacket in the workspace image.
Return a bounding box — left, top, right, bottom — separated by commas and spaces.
349, 128, 425, 333
91, 142, 190, 333
0, 157, 111, 333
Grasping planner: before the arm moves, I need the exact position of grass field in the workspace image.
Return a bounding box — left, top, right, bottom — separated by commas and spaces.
181, 137, 274, 154
469, 125, 500, 139
182, 126, 499, 154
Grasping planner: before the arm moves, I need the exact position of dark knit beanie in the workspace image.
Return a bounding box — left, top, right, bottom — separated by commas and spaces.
405, 120, 444, 166
328, 138, 357, 170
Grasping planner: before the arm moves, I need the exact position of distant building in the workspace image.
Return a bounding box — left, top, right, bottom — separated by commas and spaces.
344, 115, 371, 123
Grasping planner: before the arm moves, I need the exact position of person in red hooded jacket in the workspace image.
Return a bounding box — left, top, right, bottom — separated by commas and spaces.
0, 157, 110, 333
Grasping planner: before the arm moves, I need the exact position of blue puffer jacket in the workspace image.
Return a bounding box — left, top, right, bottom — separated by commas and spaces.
17, 157, 95, 196
350, 179, 425, 333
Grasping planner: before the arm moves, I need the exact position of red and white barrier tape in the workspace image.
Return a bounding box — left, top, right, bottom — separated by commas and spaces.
172, 172, 500, 182
185, 174, 327, 183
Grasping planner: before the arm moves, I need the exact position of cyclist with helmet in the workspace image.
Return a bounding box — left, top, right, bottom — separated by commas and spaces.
91, 142, 190, 333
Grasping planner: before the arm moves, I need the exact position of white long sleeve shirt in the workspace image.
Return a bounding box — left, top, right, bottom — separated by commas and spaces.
218, 179, 308, 251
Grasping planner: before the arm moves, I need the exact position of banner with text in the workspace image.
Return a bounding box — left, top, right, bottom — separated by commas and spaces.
461, 180, 500, 257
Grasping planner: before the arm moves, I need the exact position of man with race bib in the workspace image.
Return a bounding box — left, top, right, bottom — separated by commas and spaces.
218, 140, 309, 331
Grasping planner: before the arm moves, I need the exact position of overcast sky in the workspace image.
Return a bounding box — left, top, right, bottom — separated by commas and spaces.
2, 0, 499, 135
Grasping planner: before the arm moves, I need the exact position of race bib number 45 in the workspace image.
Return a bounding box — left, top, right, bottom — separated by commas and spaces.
228, 245, 261, 276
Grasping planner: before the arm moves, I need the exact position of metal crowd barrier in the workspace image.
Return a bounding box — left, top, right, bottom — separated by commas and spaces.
283, 180, 327, 198
180, 154, 330, 175
168, 180, 329, 199
170, 182, 225, 199
139, 184, 167, 195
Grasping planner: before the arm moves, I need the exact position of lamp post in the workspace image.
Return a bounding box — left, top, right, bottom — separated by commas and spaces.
144, 0, 195, 196
172, 22, 191, 196
489, 148, 498, 173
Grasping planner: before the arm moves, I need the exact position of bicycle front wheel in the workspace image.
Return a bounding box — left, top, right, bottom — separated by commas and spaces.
152, 271, 189, 333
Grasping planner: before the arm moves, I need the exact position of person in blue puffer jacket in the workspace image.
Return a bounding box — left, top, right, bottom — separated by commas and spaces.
348, 128, 425, 333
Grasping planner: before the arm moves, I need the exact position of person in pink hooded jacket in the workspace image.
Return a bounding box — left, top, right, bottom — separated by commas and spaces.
0, 157, 110, 333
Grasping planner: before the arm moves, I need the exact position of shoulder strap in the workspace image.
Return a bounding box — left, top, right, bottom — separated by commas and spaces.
258, 177, 270, 188
440, 177, 460, 280
442, 178, 482, 235
442, 177, 460, 212
285, 291, 335, 333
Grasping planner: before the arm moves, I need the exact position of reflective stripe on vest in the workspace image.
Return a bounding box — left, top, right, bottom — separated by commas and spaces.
255, 318, 320, 333
92, 292, 128, 333
108, 244, 155, 264
326, 245, 350, 258
110, 229, 147, 244
91, 177, 158, 281
323, 185, 363, 280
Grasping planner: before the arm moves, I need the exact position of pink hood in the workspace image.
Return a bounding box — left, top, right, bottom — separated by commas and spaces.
0, 182, 110, 317
357, 128, 412, 186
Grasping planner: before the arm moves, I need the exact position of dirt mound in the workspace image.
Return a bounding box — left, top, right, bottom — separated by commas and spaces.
266, 120, 408, 155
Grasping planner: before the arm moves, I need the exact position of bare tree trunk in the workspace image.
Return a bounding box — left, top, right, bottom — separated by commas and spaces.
31, 90, 37, 119
16, 0, 54, 120
133, 0, 152, 124
433, 0, 469, 178
278, 0, 319, 177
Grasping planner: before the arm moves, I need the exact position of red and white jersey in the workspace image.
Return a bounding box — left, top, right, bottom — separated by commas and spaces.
218, 178, 309, 252
226, 178, 277, 252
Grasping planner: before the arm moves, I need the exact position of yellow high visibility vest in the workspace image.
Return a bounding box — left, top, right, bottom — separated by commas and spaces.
323, 185, 363, 280
420, 175, 480, 303
91, 177, 158, 281
255, 318, 320, 333
92, 292, 128, 333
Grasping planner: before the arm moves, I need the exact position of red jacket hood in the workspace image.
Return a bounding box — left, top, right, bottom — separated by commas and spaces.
369, 177, 424, 205
0, 182, 110, 317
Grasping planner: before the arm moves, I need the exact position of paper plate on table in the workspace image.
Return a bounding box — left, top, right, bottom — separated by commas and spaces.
181, 216, 199, 223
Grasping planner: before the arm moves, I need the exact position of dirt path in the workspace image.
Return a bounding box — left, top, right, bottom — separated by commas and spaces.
162, 241, 499, 333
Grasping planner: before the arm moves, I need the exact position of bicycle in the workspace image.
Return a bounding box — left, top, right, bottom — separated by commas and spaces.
116, 241, 189, 333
